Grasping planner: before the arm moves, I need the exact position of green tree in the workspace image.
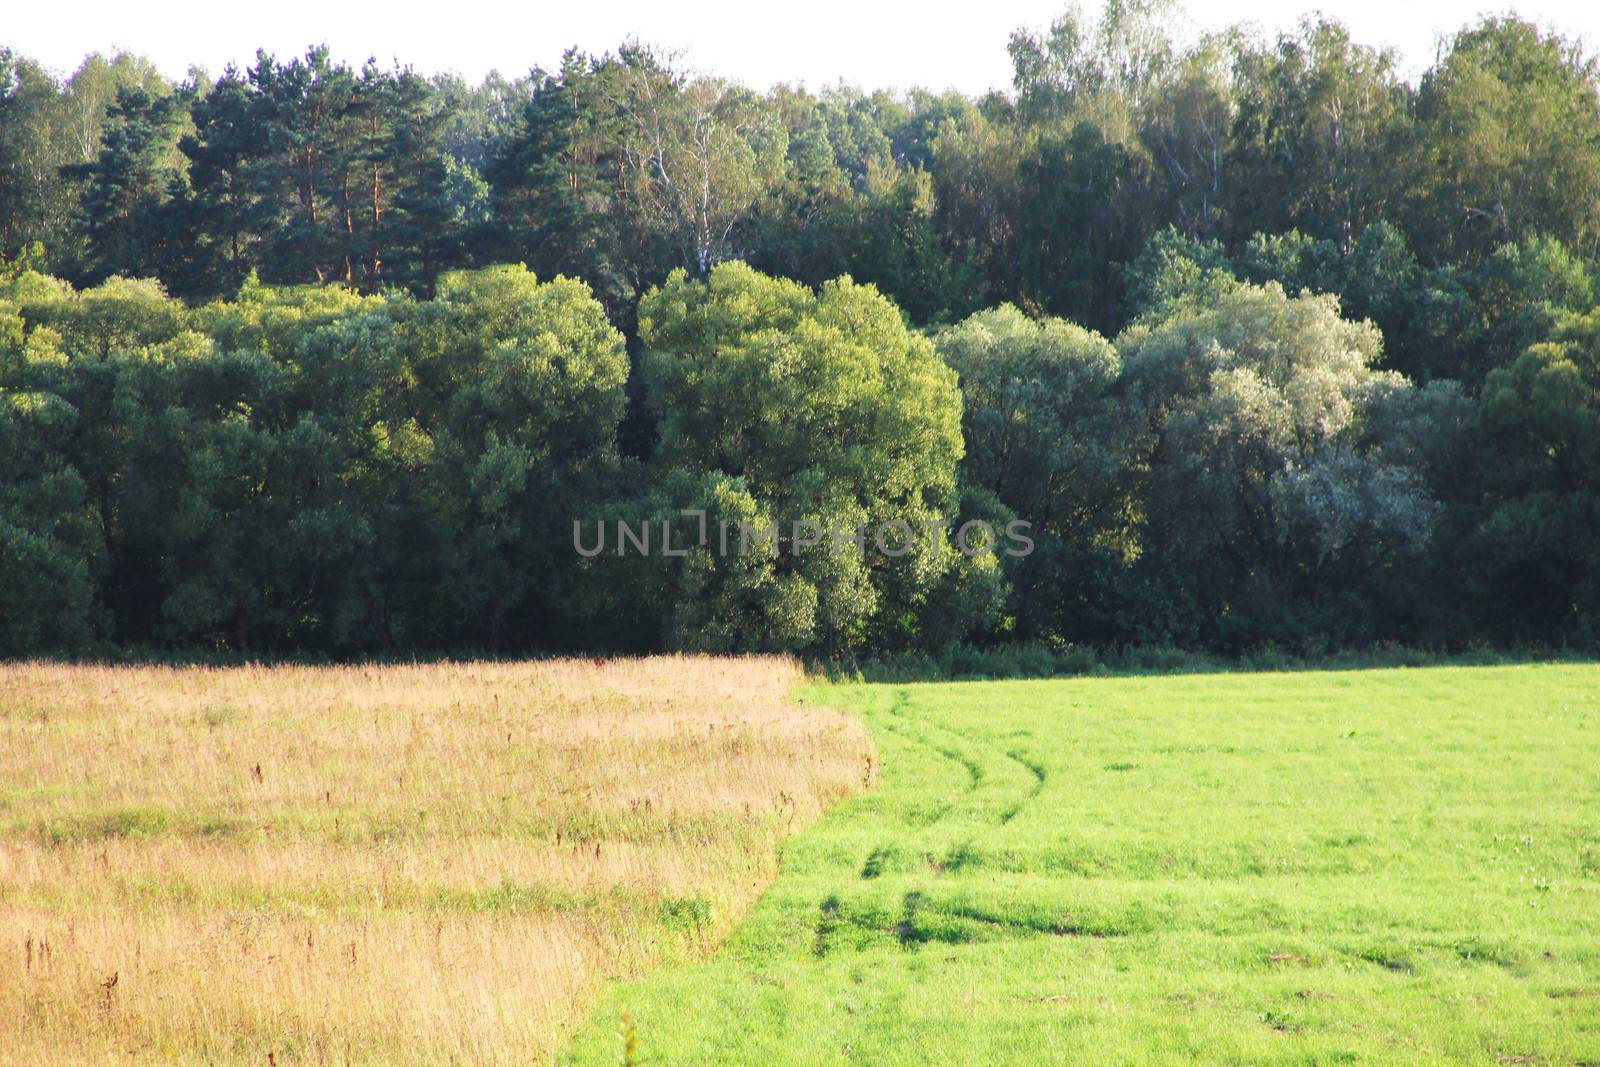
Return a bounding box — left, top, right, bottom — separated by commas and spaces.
383, 71, 491, 297
1467, 234, 1595, 385
488, 50, 631, 312
1009, 0, 1177, 136
1406, 17, 1600, 264
173, 67, 275, 295
608, 52, 787, 279
1471, 307, 1600, 640
1143, 31, 1236, 238
1119, 281, 1443, 647
0, 282, 103, 653
1228, 20, 1409, 249
69, 84, 188, 281
1121, 225, 1238, 320
1015, 121, 1144, 329
937, 304, 1141, 640
637, 262, 976, 652
416, 266, 629, 649
248, 47, 361, 284
0, 51, 66, 262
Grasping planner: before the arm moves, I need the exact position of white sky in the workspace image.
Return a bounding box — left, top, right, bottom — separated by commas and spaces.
7, 1, 1600, 93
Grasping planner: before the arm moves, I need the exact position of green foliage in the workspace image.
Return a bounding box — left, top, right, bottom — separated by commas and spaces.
5, 8, 1600, 655
1234, 229, 1340, 294
1122, 226, 1239, 320
1468, 234, 1597, 383
0, 384, 102, 653
1228, 20, 1408, 248
69, 84, 189, 282
636, 262, 977, 653
1472, 307, 1600, 641
0, 264, 626, 654
420, 265, 629, 647
1118, 281, 1442, 648
1013, 121, 1144, 329
1407, 18, 1600, 265
936, 305, 1137, 641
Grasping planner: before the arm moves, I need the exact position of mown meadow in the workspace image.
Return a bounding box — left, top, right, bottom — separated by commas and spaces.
567, 665, 1600, 1064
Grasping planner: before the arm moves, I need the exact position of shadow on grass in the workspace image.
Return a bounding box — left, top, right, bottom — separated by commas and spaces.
821, 643, 1600, 684
12, 641, 1597, 681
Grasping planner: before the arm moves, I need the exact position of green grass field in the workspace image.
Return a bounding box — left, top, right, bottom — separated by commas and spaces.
565, 665, 1600, 1064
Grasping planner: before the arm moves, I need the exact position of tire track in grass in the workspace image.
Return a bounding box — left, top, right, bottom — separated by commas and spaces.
881, 688, 1044, 829
820, 687, 1055, 956
859, 689, 1030, 867
565, 667, 1600, 1067
566, 679, 1111, 1062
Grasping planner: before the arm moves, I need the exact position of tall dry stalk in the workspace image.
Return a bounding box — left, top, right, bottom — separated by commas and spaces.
0, 656, 872, 1065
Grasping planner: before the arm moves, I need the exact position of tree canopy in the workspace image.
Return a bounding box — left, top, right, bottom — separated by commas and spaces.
3, 5, 1600, 656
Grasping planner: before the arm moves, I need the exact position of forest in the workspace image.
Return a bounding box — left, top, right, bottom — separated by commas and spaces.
1, 1, 1597, 658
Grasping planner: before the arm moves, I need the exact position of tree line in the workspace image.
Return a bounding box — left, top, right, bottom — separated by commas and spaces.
1, 1, 1597, 656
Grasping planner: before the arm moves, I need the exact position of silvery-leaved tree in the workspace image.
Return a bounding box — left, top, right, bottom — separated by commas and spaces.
1118, 281, 1446, 646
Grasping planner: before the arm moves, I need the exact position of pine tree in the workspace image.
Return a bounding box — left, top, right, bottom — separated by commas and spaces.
68, 84, 187, 282
174, 68, 277, 295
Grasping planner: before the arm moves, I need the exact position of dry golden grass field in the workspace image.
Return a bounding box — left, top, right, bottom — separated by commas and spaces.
0, 657, 873, 1065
